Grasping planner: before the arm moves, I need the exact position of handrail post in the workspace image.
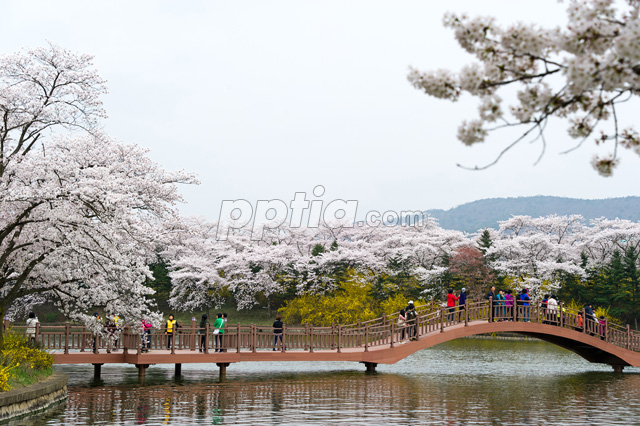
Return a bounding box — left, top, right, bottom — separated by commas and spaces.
465, 303, 469, 326
80, 326, 86, 352
64, 322, 70, 354
604, 317, 609, 342
512, 300, 517, 322
627, 324, 631, 350
583, 309, 587, 334
251, 324, 257, 353
137, 326, 142, 355
237, 323, 241, 353
331, 323, 336, 350
357, 320, 361, 347
489, 297, 493, 323
364, 325, 369, 352
559, 303, 564, 328
123, 325, 129, 354
204, 323, 210, 354
304, 324, 309, 351
281, 325, 286, 353
35, 322, 41, 346
440, 308, 445, 333
337, 325, 342, 353
3, 318, 9, 332
171, 327, 176, 354
309, 325, 314, 353
191, 319, 196, 351
390, 321, 395, 348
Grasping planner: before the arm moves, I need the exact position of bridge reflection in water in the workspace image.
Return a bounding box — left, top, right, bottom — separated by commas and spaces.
49, 352, 640, 426
10, 300, 640, 378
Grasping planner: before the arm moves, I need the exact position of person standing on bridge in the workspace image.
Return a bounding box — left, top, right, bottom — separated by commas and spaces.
446, 289, 459, 323
457, 288, 467, 321
496, 290, 506, 320
504, 290, 514, 320
141, 319, 152, 353
406, 301, 417, 340
585, 303, 596, 334
541, 294, 550, 324
273, 315, 284, 351
198, 314, 209, 352
213, 313, 225, 352
165, 314, 179, 350
486, 286, 497, 321
520, 289, 531, 322
547, 295, 558, 325
398, 309, 407, 341
26, 312, 39, 343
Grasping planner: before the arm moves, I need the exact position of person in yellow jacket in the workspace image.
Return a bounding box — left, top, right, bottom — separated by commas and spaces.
165, 314, 179, 350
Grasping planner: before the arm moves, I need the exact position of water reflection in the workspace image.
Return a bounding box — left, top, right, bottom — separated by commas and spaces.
23, 339, 640, 425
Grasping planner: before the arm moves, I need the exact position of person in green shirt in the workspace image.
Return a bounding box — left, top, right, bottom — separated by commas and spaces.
213, 313, 225, 352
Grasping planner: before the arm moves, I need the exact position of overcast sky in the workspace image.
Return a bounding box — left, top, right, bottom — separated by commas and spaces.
3, 1, 639, 221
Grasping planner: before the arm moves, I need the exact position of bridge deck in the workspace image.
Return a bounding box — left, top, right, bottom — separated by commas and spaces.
49, 319, 640, 369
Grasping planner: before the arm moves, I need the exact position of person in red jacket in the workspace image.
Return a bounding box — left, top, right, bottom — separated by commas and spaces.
446, 288, 459, 323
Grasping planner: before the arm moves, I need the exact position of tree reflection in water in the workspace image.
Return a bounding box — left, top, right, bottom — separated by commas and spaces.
20, 340, 640, 425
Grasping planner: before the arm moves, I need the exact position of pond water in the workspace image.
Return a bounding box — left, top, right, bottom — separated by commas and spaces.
10, 338, 640, 425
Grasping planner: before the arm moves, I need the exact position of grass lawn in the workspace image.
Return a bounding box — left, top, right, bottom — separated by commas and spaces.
167, 304, 277, 327
7, 366, 53, 390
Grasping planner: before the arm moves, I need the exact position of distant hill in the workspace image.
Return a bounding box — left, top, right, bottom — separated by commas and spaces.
424, 196, 640, 233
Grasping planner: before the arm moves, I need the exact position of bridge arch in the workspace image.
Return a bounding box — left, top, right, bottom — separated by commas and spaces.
367, 321, 640, 371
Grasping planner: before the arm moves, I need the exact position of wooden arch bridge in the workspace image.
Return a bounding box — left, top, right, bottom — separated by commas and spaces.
10, 300, 640, 379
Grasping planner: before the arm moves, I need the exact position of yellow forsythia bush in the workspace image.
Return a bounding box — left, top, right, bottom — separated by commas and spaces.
0, 364, 17, 391
279, 270, 379, 326
0, 333, 54, 391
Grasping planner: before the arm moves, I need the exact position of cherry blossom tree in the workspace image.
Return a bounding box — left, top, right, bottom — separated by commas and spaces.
487, 215, 585, 297
409, 0, 640, 176
0, 45, 195, 346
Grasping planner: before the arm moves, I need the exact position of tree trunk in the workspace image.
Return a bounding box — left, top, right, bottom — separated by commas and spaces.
0, 308, 5, 350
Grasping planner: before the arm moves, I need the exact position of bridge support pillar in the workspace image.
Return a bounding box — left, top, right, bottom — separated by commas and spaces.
611, 365, 625, 373
136, 364, 149, 379
175, 363, 182, 378
362, 362, 377, 373
92, 363, 103, 380
217, 363, 230, 381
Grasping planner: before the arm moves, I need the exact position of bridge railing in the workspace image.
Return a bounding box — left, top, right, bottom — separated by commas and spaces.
8, 299, 640, 355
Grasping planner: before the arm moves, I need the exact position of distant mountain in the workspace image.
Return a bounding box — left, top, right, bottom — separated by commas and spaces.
424, 196, 640, 233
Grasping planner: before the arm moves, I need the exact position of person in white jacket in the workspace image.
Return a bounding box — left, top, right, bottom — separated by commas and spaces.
26, 312, 39, 342
546, 295, 558, 325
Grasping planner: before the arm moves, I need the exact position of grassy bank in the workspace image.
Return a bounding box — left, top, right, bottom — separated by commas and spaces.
7, 366, 53, 390
170, 304, 276, 327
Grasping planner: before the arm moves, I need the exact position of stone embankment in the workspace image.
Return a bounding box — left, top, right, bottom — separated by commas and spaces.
0, 372, 67, 421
